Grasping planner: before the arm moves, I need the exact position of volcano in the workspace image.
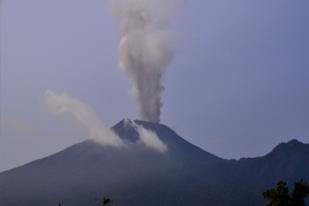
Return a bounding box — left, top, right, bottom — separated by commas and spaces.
0, 120, 308, 206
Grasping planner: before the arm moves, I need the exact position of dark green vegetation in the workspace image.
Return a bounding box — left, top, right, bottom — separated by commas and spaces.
263, 179, 309, 206
0, 120, 308, 206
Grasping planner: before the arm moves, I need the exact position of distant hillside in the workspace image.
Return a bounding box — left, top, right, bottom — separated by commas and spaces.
0, 120, 308, 206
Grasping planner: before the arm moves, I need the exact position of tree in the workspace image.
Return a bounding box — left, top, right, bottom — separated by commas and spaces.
290, 179, 309, 206
263, 181, 290, 206
263, 179, 309, 206
94, 196, 113, 206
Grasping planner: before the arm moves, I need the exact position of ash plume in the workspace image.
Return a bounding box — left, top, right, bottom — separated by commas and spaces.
44, 90, 125, 148
110, 0, 178, 123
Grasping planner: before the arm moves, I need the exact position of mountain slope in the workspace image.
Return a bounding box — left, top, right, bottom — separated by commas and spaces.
0, 120, 308, 206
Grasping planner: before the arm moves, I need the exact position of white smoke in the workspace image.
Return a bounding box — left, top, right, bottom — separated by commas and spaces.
136, 125, 168, 153
130, 120, 168, 153
44, 90, 125, 148
110, 0, 178, 123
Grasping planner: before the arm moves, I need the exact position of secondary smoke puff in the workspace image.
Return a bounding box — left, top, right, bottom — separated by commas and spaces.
136, 125, 168, 153
44, 90, 125, 148
110, 0, 177, 123
130, 120, 168, 153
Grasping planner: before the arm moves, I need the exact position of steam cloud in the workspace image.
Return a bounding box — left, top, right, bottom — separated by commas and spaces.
126, 119, 168, 153
44, 91, 167, 152
110, 0, 178, 123
44, 90, 125, 148
136, 125, 168, 153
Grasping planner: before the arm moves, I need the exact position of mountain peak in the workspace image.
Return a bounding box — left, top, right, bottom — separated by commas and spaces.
111, 119, 221, 160
269, 139, 307, 156
114, 119, 167, 129
275, 139, 304, 149
286, 139, 304, 145
112, 119, 145, 142
112, 119, 174, 142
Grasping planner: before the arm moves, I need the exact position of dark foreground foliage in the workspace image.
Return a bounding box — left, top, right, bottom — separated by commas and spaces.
263, 179, 309, 206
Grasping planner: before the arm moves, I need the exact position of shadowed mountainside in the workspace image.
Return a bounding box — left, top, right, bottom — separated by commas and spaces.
0, 120, 308, 206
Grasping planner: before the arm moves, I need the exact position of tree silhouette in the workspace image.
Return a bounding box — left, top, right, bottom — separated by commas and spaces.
95, 196, 113, 206
290, 179, 309, 206
263, 181, 290, 206
263, 179, 309, 206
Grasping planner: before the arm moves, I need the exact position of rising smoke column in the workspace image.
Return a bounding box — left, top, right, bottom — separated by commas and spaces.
110, 0, 177, 123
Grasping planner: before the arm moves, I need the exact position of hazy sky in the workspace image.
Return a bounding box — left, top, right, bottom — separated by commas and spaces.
1, 0, 309, 172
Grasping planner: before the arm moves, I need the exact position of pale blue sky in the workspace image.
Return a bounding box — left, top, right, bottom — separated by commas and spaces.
1, 0, 309, 172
